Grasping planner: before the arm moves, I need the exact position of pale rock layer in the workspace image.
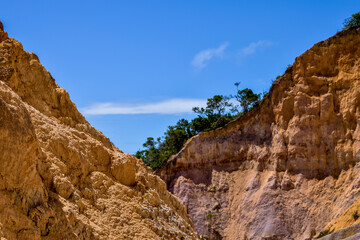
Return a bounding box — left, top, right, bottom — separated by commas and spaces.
158, 28, 360, 240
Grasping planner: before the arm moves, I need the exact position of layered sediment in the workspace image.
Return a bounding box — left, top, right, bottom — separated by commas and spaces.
158, 28, 360, 239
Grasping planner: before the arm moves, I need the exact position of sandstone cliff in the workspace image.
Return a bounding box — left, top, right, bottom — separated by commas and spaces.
158, 28, 360, 239
0, 22, 198, 239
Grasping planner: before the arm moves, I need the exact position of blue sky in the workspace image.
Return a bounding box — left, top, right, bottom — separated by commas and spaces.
1, 1, 358, 153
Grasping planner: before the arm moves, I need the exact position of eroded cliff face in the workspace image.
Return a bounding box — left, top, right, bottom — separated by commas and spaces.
0, 23, 198, 239
158, 28, 360, 239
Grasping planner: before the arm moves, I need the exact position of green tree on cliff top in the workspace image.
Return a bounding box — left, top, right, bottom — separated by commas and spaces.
343, 12, 360, 29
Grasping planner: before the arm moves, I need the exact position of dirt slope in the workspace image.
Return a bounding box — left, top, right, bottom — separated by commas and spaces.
158, 28, 360, 240
0, 22, 198, 239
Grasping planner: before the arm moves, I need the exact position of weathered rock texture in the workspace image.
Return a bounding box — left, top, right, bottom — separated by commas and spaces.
0, 23, 198, 239
317, 195, 360, 239
158, 28, 360, 239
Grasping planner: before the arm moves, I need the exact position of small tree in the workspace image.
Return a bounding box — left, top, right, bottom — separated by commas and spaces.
161, 119, 193, 153
233, 85, 261, 113
135, 137, 163, 169
343, 12, 360, 29
192, 95, 233, 132
193, 95, 232, 116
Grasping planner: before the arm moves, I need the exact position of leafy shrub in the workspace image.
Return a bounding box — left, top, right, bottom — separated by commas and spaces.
343, 12, 360, 29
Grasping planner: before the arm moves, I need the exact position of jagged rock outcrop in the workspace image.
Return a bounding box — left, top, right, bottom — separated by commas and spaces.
158, 28, 360, 239
0, 22, 198, 239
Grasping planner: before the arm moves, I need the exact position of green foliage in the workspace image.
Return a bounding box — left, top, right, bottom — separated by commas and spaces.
135, 83, 264, 170
192, 95, 234, 133
134, 137, 163, 170
206, 213, 214, 220
233, 87, 261, 113
353, 210, 359, 221
193, 95, 232, 116
135, 119, 194, 170
343, 12, 360, 29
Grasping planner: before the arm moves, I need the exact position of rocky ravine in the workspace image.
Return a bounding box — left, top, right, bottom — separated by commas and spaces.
158, 28, 360, 239
0, 22, 198, 239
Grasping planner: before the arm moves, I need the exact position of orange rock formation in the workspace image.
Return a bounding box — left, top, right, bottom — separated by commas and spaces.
1, 19, 360, 240
0, 22, 197, 239
158, 28, 360, 239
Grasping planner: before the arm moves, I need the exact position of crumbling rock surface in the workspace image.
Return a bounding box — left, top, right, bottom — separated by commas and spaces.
157, 28, 360, 239
0, 22, 197, 239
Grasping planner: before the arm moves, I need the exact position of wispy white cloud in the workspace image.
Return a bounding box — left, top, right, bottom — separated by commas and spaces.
81, 98, 207, 115
240, 40, 272, 56
191, 42, 229, 69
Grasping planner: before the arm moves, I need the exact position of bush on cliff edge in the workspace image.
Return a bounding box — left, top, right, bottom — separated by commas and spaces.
343, 12, 360, 29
